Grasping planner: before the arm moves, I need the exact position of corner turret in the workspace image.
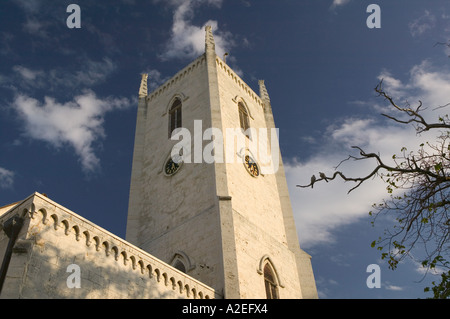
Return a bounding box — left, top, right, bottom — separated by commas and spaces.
205, 25, 216, 55
259, 79, 272, 112
139, 73, 148, 98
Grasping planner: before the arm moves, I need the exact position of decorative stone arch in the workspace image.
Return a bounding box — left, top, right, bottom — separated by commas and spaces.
130, 255, 137, 269
170, 251, 195, 273
92, 236, 101, 251
155, 268, 161, 282
162, 272, 169, 286
83, 230, 91, 246
163, 92, 189, 116
72, 225, 81, 241
61, 220, 70, 235
165, 93, 188, 139
102, 241, 110, 256
138, 260, 145, 274
111, 246, 119, 260
50, 214, 58, 230
36, 208, 47, 224
233, 96, 254, 141
257, 255, 285, 288
170, 277, 176, 289
147, 264, 154, 279
233, 96, 254, 120
18, 202, 34, 220
120, 250, 128, 265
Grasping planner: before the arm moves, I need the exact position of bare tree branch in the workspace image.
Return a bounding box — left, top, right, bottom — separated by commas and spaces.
376, 80, 450, 133
297, 79, 450, 297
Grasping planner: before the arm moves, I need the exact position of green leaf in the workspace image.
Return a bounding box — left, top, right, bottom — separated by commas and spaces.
434, 163, 442, 172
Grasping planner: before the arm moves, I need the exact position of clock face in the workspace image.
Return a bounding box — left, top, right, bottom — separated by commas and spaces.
244, 155, 259, 177
164, 157, 181, 176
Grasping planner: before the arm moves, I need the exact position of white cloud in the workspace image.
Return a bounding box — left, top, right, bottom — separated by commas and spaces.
408, 62, 450, 108
7, 57, 128, 174
12, 91, 133, 173
69, 58, 117, 87
376, 70, 406, 100
385, 284, 404, 291
22, 17, 49, 38
409, 10, 436, 37
13, 65, 44, 81
157, 0, 235, 61
0, 32, 14, 56
12, 0, 53, 38
145, 69, 171, 92
12, 0, 41, 14
0, 167, 14, 189
287, 61, 450, 249
413, 258, 447, 277
330, 0, 351, 9
286, 131, 403, 249
10, 58, 116, 92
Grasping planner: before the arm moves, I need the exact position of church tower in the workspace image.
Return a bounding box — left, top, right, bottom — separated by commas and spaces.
126, 26, 317, 299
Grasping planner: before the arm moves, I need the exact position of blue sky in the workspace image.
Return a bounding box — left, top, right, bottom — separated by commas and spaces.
1, 0, 450, 299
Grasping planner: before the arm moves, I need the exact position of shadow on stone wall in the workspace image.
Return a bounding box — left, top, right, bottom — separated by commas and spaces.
1, 203, 216, 299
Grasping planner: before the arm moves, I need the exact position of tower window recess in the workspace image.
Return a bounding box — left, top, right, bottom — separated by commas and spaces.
169, 98, 182, 138
170, 251, 193, 274
238, 102, 250, 134
173, 259, 186, 273
264, 263, 279, 299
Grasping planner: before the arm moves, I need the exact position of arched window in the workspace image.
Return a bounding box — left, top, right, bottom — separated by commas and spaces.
170, 251, 193, 274
173, 259, 186, 273
238, 102, 250, 133
264, 263, 279, 299
169, 98, 182, 138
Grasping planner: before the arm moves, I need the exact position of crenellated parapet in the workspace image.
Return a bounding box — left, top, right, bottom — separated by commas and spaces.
0, 192, 219, 299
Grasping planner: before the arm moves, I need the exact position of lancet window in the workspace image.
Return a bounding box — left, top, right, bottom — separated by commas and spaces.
169, 98, 182, 138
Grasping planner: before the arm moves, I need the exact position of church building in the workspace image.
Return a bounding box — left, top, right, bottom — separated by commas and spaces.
0, 26, 317, 299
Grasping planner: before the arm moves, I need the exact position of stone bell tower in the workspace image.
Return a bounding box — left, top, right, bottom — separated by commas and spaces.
126, 26, 317, 299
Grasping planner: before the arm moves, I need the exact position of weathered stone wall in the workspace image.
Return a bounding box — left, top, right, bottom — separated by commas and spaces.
0, 193, 218, 299
213, 57, 304, 298
125, 55, 226, 293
